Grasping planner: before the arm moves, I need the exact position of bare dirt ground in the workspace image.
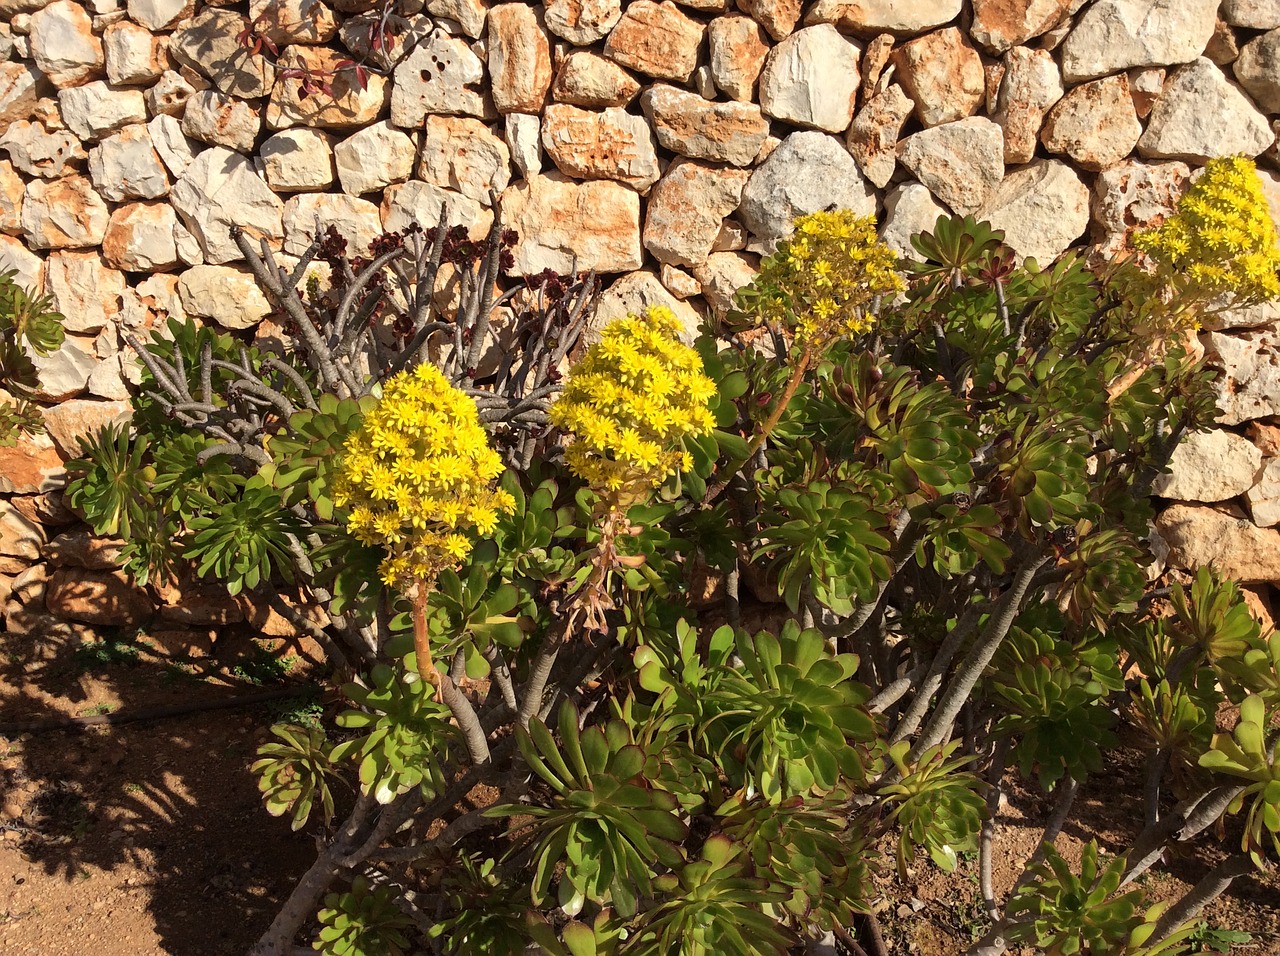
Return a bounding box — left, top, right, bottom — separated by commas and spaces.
2, 622, 1278, 956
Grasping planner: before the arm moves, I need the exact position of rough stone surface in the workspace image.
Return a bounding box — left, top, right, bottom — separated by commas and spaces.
0, 161, 23, 235
334, 121, 415, 196
541, 104, 660, 190
261, 128, 335, 192
880, 181, 947, 259
642, 84, 769, 167
42, 529, 126, 571
21, 175, 109, 249
391, 30, 487, 126
0, 62, 47, 128
692, 250, 756, 314
1151, 429, 1264, 502
58, 81, 146, 141
970, 0, 1072, 53
603, 1, 705, 85
736, 0, 800, 39
415, 116, 509, 204
708, 15, 769, 102
40, 398, 129, 458
102, 200, 179, 271
29, 0, 104, 89
170, 147, 284, 264
103, 20, 165, 86
1233, 29, 1280, 114
146, 69, 200, 118
381, 180, 492, 238
1060, 0, 1219, 83
0, 432, 65, 493
1246, 458, 1280, 526
1090, 158, 1190, 260
804, 0, 962, 35
29, 338, 96, 402
0, 234, 43, 290
505, 112, 542, 177
46, 567, 153, 626
591, 270, 700, 341
739, 130, 875, 243
248, 0, 340, 45
898, 116, 1005, 216
170, 8, 276, 99
499, 173, 642, 274
148, 114, 199, 178
895, 27, 984, 128
758, 24, 859, 133
178, 264, 273, 330
1041, 74, 1142, 171
992, 46, 1063, 164
978, 159, 1089, 262
846, 84, 913, 188
643, 158, 749, 267
1138, 58, 1274, 162
0, 121, 86, 180
268, 45, 389, 130
283, 193, 383, 257
128, 0, 193, 31
489, 3, 552, 114
181, 90, 260, 154
44, 251, 125, 333
426, 0, 489, 39
1155, 504, 1280, 583
552, 51, 641, 108
1223, 0, 1280, 29
1203, 327, 1280, 425
88, 123, 169, 201
545, 0, 621, 45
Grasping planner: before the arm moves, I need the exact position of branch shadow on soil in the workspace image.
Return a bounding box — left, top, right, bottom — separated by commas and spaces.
1, 621, 328, 955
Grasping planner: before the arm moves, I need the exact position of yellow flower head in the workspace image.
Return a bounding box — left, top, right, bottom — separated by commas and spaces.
1133, 156, 1280, 305
748, 209, 905, 344
332, 364, 515, 590
549, 306, 716, 501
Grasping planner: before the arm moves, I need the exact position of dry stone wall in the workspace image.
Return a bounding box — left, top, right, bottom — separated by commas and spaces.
3, 0, 1280, 635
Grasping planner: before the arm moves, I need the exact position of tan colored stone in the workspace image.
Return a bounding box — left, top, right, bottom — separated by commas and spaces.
1206, 17, 1241, 66
979, 159, 1089, 264
1139, 57, 1274, 162
969, 0, 1072, 53
267, 46, 389, 130
45, 566, 152, 625
0, 501, 45, 564
88, 123, 170, 201
1062, 0, 1219, 83
1089, 159, 1190, 261
283, 193, 383, 258
21, 175, 108, 250
29, 0, 103, 89
603, 1, 705, 84
57, 81, 146, 141
380, 180, 493, 238
417, 116, 511, 204
40, 399, 130, 459
1128, 67, 1164, 118
804, 0, 962, 35
44, 251, 124, 333
102, 201, 179, 272
591, 270, 701, 341
1041, 74, 1142, 172
0, 234, 43, 291
1234, 29, 1280, 114
898, 117, 1005, 217
737, 0, 800, 39
643, 159, 749, 267
660, 263, 700, 299
894, 26, 983, 128
489, 3, 552, 114
545, 0, 621, 44
541, 103, 660, 190
693, 251, 757, 315
846, 83, 912, 188
552, 51, 641, 108
0, 120, 85, 180
181, 90, 260, 154
1249, 421, 1280, 458
170, 147, 284, 265
170, 8, 276, 99
1152, 428, 1264, 503
128, 0, 193, 31
1223, 0, 1280, 29
0, 62, 49, 127
499, 172, 642, 275
145, 70, 200, 117
0, 161, 23, 235
707, 15, 769, 102
992, 46, 1062, 165
1155, 503, 1280, 583
758, 24, 859, 133
261, 128, 335, 192
248, 0, 340, 45
334, 121, 415, 196
102, 19, 165, 86
178, 264, 273, 331
641, 84, 769, 167
390, 30, 487, 126
0, 433, 65, 494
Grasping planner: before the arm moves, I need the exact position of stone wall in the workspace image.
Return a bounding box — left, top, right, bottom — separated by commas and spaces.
2, 0, 1280, 637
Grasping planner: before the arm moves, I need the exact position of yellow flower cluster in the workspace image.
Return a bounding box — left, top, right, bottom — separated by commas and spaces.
1133, 156, 1280, 304
549, 307, 716, 500
753, 210, 905, 344
332, 364, 514, 589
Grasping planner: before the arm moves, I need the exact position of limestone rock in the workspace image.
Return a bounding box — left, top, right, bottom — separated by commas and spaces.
40, 399, 129, 458
708, 15, 769, 102
504, 112, 542, 177
970, 0, 1072, 53
380, 180, 492, 237
1233, 29, 1280, 114
102, 19, 165, 86
693, 251, 756, 314
1246, 458, 1280, 526
735, 0, 800, 39
178, 264, 273, 330
426, 0, 489, 39
880, 181, 947, 259
170, 8, 276, 99
1202, 327, 1280, 425
499, 173, 642, 275
804, 0, 962, 36
127, 0, 193, 31
1090, 158, 1189, 261
1250, 422, 1280, 457
0, 502, 45, 564
29, 0, 103, 88
390, 30, 487, 125
1060, 0, 1219, 83
641, 84, 770, 167
170, 147, 284, 265
1041, 74, 1142, 171
102, 201, 179, 271
541, 104, 660, 191
991, 47, 1063, 165
248, 0, 340, 45
339, 12, 431, 70
489, 3, 552, 114
57, 81, 146, 141
88, 123, 169, 201
845, 84, 912, 188
739, 130, 875, 243
552, 51, 641, 108
145, 70, 200, 118
894, 26, 983, 128
545, 0, 621, 45
1150, 428, 1263, 502
267, 46, 389, 130
283, 193, 383, 258
261, 128, 335, 192
898, 117, 1004, 216
0, 234, 43, 290
591, 270, 701, 342
148, 114, 199, 179
334, 121, 415, 196
1155, 503, 1280, 583
1223, 0, 1280, 29
603, 1, 705, 85
180, 90, 260, 154
1128, 66, 1165, 117
0, 432, 64, 493
758, 24, 859, 134
643, 158, 750, 267
44, 251, 124, 333
21, 175, 108, 250
0, 121, 85, 179
46, 567, 153, 626
0, 62, 49, 127
41, 529, 125, 571
29, 338, 95, 401
977, 160, 1089, 263
418, 115, 510, 204
0, 161, 22, 235
1138, 58, 1274, 162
